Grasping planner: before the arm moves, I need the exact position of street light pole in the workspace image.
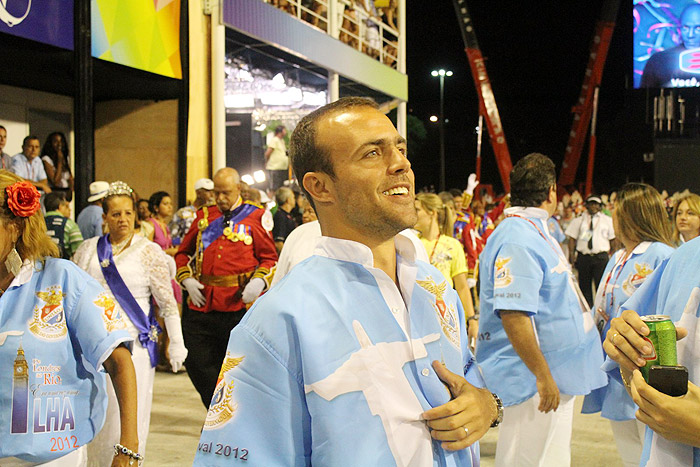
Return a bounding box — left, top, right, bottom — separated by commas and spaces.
431, 69, 452, 192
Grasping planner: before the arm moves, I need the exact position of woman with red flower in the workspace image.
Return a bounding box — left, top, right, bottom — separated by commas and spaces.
0, 170, 140, 466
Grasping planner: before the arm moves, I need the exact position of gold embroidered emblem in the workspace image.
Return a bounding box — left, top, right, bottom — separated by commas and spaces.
203, 354, 244, 430
28, 286, 67, 341
622, 262, 653, 296
494, 256, 513, 288
94, 292, 127, 332
417, 277, 460, 349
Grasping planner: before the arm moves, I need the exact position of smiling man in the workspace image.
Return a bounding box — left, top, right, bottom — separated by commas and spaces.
641, 3, 700, 88
193, 97, 500, 466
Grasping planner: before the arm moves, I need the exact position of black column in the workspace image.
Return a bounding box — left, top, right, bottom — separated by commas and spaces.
74, 1, 94, 213
178, 0, 190, 208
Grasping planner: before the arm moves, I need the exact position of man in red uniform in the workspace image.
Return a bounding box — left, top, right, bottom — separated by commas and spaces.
175, 167, 278, 406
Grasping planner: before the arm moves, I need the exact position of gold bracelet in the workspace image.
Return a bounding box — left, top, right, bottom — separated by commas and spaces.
620, 368, 632, 390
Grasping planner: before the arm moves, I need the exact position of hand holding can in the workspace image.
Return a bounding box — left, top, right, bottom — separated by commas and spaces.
639, 315, 677, 381
604, 310, 688, 374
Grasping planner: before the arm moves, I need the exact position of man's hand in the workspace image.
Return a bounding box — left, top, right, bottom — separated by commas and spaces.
631, 369, 700, 448
421, 361, 496, 451
182, 278, 205, 307
242, 277, 265, 304
536, 374, 560, 413
604, 309, 688, 372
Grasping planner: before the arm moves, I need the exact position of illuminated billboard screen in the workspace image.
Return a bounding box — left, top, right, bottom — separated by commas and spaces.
92, 0, 182, 79
635, 1, 700, 88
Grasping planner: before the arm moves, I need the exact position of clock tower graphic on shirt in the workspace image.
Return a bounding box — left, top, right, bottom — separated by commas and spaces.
11, 342, 29, 434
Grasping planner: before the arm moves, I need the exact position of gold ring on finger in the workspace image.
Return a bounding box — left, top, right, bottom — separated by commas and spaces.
463, 426, 468, 436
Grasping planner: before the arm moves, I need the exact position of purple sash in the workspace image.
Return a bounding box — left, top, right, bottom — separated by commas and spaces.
201, 202, 258, 249
97, 234, 162, 367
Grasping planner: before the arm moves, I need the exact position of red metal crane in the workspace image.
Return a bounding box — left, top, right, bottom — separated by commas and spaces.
558, 0, 620, 195
451, 0, 513, 192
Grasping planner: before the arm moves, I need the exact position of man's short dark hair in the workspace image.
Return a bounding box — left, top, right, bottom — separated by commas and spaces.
0, 125, 6, 131
22, 135, 39, 147
289, 97, 379, 208
509, 152, 556, 207
274, 125, 285, 135
45, 192, 66, 212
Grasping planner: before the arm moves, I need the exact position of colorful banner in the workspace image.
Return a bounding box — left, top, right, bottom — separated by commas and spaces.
91, 0, 182, 79
0, 0, 74, 50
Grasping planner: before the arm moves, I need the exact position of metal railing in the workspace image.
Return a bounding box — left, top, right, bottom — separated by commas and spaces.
264, 0, 400, 69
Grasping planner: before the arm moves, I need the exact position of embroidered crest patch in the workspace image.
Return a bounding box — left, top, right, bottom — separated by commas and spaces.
416, 277, 460, 349
203, 354, 244, 430
94, 292, 127, 332
622, 262, 652, 296
28, 286, 67, 341
494, 257, 513, 288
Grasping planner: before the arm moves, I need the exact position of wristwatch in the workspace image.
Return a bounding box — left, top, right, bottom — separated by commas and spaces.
490, 392, 503, 428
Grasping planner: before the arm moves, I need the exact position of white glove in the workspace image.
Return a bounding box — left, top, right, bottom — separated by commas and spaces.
182, 277, 205, 307
241, 277, 265, 304
163, 314, 188, 373
467, 278, 477, 289
466, 173, 479, 196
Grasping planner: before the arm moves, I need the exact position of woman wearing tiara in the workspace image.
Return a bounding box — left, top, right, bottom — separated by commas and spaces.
73, 181, 187, 465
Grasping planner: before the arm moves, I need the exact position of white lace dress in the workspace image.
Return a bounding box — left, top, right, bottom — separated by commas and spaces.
73, 235, 179, 466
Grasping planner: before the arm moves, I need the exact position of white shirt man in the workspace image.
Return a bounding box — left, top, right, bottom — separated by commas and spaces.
565, 196, 615, 305
265, 126, 289, 191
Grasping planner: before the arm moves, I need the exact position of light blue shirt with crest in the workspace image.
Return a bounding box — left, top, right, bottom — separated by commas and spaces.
0, 258, 131, 463
478, 207, 607, 407
193, 235, 484, 467
603, 237, 700, 466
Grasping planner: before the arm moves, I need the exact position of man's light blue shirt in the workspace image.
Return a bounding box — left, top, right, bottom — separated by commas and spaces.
478, 206, 607, 407
77, 205, 104, 239
194, 235, 484, 466
11, 153, 47, 183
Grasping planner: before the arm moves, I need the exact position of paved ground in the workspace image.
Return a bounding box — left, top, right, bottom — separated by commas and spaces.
146, 371, 624, 466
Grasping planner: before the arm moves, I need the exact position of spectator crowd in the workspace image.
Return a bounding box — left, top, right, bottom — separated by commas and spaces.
2, 98, 700, 467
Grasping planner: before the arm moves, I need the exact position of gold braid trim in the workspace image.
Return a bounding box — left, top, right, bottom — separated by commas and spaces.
176, 266, 192, 283
257, 265, 276, 290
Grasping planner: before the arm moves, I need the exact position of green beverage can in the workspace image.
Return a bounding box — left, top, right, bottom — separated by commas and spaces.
640, 315, 677, 381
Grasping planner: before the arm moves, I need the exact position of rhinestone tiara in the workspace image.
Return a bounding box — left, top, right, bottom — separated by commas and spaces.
107, 181, 133, 197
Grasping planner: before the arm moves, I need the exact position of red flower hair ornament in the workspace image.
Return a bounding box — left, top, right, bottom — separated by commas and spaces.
5, 181, 41, 218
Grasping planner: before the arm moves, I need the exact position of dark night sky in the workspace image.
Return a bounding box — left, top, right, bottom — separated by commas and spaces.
405, 1, 653, 195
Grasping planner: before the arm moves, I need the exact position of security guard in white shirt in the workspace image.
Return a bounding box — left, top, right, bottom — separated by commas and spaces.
565, 196, 616, 306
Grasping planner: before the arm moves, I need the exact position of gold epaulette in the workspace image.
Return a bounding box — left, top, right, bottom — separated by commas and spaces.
197, 205, 210, 231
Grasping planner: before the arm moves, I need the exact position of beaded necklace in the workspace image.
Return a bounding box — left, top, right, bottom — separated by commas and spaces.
111, 233, 134, 257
